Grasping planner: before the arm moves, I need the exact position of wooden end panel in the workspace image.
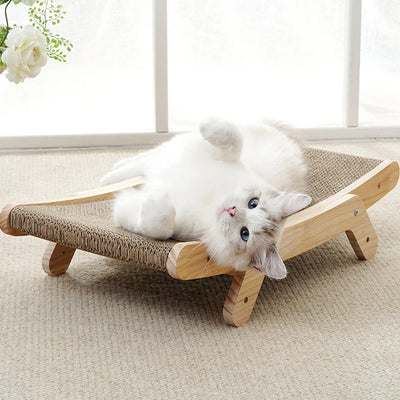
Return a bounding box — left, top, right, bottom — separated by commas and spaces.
166, 241, 234, 280
279, 194, 371, 261
0, 204, 27, 236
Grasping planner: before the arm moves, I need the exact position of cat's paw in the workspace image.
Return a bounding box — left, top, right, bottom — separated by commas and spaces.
200, 117, 242, 150
100, 171, 119, 186
113, 157, 135, 170
140, 194, 176, 240
100, 170, 125, 186
101, 163, 141, 187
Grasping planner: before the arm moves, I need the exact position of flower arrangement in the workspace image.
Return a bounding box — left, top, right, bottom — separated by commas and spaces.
0, 0, 72, 83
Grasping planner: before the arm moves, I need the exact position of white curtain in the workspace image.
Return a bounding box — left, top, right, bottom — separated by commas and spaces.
1, 0, 399, 137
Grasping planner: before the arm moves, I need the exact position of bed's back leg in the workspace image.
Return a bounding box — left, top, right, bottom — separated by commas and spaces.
346, 205, 378, 260
223, 270, 265, 327
42, 242, 76, 276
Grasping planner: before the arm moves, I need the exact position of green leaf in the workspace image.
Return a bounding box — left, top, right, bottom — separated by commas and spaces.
23, 0, 73, 63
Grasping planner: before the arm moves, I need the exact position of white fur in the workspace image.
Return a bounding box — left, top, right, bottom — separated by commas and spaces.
101, 118, 311, 279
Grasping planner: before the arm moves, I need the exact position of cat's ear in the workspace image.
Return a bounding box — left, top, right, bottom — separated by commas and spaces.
273, 192, 312, 218
254, 248, 287, 280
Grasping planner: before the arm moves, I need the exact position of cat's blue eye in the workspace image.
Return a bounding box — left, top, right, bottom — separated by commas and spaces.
240, 227, 250, 242
248, 198, 259, 209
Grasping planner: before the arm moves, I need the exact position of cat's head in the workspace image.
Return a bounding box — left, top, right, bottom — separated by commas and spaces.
203, 185, 311, 279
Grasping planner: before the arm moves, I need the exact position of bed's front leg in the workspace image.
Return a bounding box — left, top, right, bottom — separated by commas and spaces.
223, 270, 265, 327
42, 242, 76, 276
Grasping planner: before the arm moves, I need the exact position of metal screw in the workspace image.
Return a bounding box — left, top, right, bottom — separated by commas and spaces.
354, 209, 359, 216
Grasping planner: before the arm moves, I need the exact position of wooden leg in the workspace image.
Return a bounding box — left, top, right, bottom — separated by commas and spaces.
346, 208, 378, 260
223, 270, 265, 327
42, 242, 76, 276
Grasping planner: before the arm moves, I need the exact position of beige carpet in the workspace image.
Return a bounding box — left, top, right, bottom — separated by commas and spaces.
1, 141, 399, 399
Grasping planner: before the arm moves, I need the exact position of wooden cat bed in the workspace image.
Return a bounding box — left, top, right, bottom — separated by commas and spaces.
1, 148, 398, 326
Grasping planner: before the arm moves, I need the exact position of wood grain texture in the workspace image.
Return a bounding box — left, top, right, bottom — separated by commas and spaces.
26, 176, 145, 207
279, 194, 377, 261
223, 270, 265, 327
0, 204, 28, 236
42, 242, 76, 276
0, 177, 144, 237
335, 160, 399, 209
167, 242, 234, 280
345, 212, 378, 260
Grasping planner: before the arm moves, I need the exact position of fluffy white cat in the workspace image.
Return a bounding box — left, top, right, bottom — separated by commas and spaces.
101, 118, 311, 279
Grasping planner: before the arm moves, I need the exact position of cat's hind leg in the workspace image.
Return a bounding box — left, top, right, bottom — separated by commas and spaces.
100, 164, 142, 186
112, 148, 158, 170
199, 117, 243, 161
113, 188, 176, 240
101, 153, 151, 186
101, 148, 160, 186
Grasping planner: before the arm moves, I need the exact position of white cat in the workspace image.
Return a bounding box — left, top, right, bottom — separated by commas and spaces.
101, 118, 311, 279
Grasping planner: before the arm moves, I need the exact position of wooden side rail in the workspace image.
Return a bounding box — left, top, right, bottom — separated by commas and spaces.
279, 194, 377, 261
0, 176, 145, 236
335, 160, 398, 208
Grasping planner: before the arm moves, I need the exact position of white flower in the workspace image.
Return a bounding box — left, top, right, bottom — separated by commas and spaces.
21, 0, 37, 6
1, 25, 47, 84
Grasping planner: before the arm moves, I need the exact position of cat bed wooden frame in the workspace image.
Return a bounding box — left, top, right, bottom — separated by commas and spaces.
1, 148, 398, 326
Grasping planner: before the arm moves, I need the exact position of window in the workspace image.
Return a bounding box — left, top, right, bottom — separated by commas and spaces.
0, 1, 154, 137
359, 0, 400, 125
0, 0, 399, 148
168, 0, 345, 130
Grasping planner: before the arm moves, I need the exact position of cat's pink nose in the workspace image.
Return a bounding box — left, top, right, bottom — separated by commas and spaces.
227, 207, 236, 217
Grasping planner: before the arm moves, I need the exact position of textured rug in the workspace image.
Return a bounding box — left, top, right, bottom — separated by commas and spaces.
0, 141, 399, 399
